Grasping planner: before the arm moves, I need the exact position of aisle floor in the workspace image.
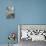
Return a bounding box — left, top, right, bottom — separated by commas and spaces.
19, 40, 46, 46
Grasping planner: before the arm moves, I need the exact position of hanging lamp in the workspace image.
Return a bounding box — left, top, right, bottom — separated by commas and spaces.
6, 0, 15, 18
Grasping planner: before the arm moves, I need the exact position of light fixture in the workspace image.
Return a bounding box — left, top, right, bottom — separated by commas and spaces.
8, 32, 16, 46
6, 0, 15, 19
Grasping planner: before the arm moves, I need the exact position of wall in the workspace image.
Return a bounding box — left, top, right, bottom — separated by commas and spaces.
0, 0, 46, 44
